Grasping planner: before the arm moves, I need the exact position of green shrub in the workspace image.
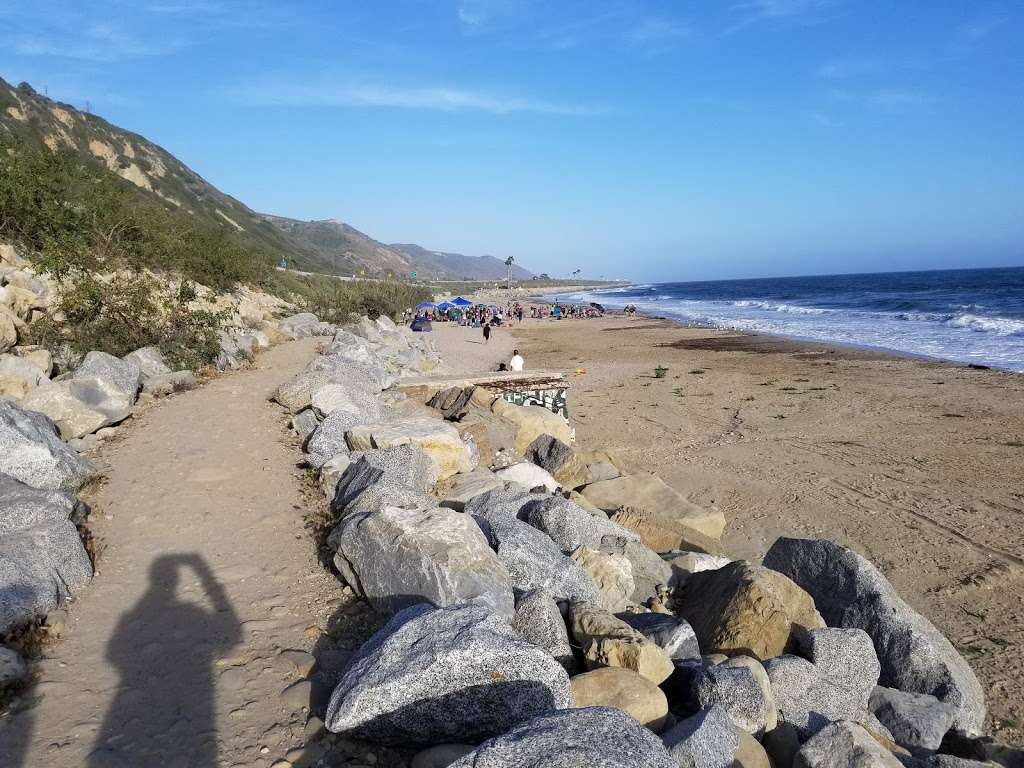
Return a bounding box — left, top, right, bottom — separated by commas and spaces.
265, 272, 433, 324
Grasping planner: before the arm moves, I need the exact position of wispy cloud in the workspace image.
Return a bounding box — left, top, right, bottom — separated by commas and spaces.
729, 0, 837, 33
816, 56, 887, 80
228, 78, 603, 116
9, 22, 188, 62
808, 110, 843, 127
952, 15, 1010, 52
830, 88, 935, 115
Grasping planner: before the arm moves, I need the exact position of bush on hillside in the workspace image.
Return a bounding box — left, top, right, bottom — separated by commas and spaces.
267, 271, 433, 324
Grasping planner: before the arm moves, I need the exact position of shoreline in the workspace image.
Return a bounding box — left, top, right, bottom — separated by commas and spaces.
529, 289, 1024, 376
502, 310, 1024, 740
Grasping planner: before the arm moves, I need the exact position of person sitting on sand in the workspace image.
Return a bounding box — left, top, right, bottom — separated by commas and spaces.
510, 349, 524, 371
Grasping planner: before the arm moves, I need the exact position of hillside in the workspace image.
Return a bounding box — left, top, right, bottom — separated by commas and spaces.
390, 243, 534, 281
0, 77, 348, 275
260, 215, 414, 277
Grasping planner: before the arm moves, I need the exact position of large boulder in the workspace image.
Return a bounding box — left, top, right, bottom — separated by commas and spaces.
330, 505, 515, 617
661, 704, 742, 768
675, 560, 825, 660
141, 370, 197, 397
569, 601, 674, 684
325, 603, 572, 745
763, 537, 987, 735
0, 400, 94, 491
346, 416, 472, 481
439, 468, 505, 511
794, 721, 904, 768
570, 668, 668, 732
305, 398, 390, 468
612, 506, 725, 555
692, 663, 774, 736
0, 353, 48, 399
491, 398, 572, 454
473, 511, 600, 603
619, 612, 700, 661
278, 312, 325, 338
123, 346, 171, 380
0, 475, 93, 633
494, 461, 560, 492
330, 446, 436, 514
20, 376, 134, 439
571, 547, 634, 612
525, 434, 592, 490
522, 495, 639, 554
799, 627, 881, 711
584, 473, 725, 542
870, 686, 957, 752
73, 351, 141, 401
764, 654, 879, 738
511, 589, 576, 673
447, 707, 678, 768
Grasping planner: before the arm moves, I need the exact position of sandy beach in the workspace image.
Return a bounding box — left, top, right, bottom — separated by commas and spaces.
433, 310, 1024, 741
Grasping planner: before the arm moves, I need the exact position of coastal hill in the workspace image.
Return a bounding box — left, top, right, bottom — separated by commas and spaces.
0, 77, 532, 281
390, 242, 534, 281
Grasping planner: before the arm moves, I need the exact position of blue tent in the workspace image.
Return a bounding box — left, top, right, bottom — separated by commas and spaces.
451, 296, 473, 307
415, 301, 435, 311
436, 301, 456, 311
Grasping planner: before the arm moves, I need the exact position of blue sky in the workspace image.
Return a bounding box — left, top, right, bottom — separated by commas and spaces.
1, 1, 1021, 281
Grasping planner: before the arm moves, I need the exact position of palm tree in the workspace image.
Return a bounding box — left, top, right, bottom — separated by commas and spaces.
505, 256, 515, 291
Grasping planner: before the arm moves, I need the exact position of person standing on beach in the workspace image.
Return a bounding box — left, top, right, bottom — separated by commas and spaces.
483, 322, 491, 344
510, 349, 524, 371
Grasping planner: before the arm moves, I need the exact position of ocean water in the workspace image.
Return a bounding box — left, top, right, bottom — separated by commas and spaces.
548, 266, 1024, 372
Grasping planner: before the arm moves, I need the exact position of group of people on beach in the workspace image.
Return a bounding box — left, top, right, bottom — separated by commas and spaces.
531, 303, 604, 319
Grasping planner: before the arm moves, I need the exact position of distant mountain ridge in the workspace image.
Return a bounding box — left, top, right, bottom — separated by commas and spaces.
0, 76, 535, 281
390, 243, 534, 281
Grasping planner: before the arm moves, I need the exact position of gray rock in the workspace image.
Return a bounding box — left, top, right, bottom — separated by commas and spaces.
449, 707, 678, 768
329, 505, 515, 617
473, 511, 601, 603
764, 537, 986, 735
123, 346, 171, 380
522, 495, 638, 554
318, 452, 352, 498
0, 400, 95, 491
0, 472, 85, 534
0, 645, 27, 687
799, 627, 880, 710
351, 315, 384, 343
325, 603, 572, 745
0, 510, 93, 633
21, 376, 134, 439
494, 461, 561, 492
693, 664, 772, 736
794, 720, 904, 768
290, 408, 321, 442
619, 612, 700, 661
278, 312, 322, 338
764, 654, 876, 738
464, 486, 544, 525
330, 446, 436, 515
73, 351, 141, 401
305, 398, 390, 468
440, 469, 505, 512
620, 539, 673, 603
661, 704, 741, 768
524, 434, 592, 490
870, 686, 957, 752
511, 589, 576, 673
141, 370, 197, 396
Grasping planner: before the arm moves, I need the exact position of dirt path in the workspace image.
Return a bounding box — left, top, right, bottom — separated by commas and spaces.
1, 338, 346, 768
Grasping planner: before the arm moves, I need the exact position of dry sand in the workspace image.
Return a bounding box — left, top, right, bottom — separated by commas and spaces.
505, 312, 1024, 742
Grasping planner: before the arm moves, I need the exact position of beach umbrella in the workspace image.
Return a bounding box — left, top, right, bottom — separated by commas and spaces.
451, 296, 473, 307
416, 301, 435, 310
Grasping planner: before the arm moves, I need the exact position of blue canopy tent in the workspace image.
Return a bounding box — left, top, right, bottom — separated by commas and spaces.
436, 301, 456, 311
415, 301, 436, 311
451, 296, 473, 307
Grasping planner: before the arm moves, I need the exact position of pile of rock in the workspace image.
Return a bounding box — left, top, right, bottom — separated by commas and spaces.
272, 324, 1016, 768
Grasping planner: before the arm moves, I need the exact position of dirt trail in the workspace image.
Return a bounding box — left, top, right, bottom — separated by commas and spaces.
1, 338, 345, 768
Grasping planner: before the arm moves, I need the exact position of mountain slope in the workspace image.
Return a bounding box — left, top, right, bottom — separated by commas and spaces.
389, 243, 533, 281
0, 77, 348, 274
260, 215, 414, 277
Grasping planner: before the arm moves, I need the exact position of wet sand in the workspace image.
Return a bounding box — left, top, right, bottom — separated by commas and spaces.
510, 313, 1024, 741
